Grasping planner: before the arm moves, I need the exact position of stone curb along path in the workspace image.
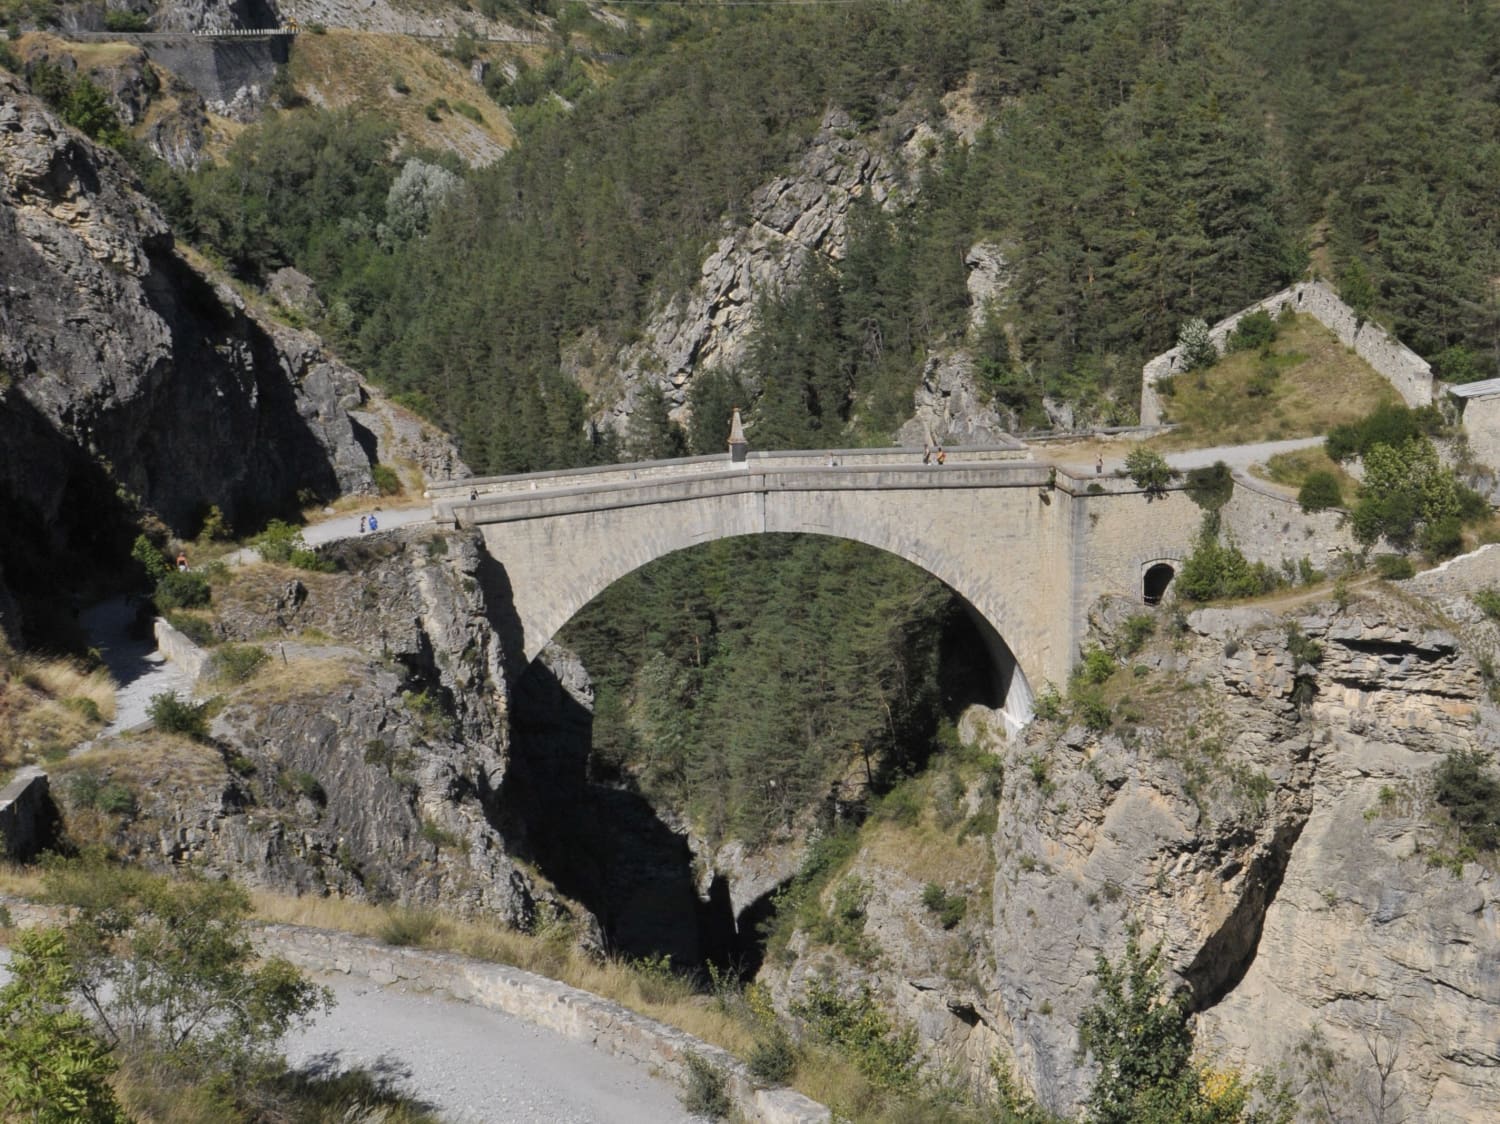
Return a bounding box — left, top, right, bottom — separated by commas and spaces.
257, 923, 831, 1124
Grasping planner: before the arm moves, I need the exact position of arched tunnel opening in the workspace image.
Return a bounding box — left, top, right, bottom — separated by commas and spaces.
496, 533, 1019, 979
1143, 561, 1176, 605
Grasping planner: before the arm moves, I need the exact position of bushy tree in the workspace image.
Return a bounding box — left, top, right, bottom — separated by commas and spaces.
380, 159, 463, 245
41, 858, 331, 1076
1177, 518, 1279, 602
1433, 749, 1500, 852
1298, 471, 1342, 513
1177, 319, 1218, 372
1125, 448, 1175, 498
1350, 437, 1460, 548
1080, 933, 1293, 1124
0, 929, 129, 1124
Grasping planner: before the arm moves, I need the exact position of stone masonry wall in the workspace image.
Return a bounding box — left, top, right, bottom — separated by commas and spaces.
154, 616, 210, 681
1140, 281, 1434, 425
1459, 395, 1500, 473
0, 767, 54, 861
1219, 475, 1353, 568
256, 923, 830, 1124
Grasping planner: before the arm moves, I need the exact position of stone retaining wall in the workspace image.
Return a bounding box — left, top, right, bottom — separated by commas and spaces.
1140, 281, 1434, 425
153, 616, 210, 682
256, 923, 831, 1124
0, 767, 54, 862
1405, 542, 1500, 599
1221, 474, 1353, 568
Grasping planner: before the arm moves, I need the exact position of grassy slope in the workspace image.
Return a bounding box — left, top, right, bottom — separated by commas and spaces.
1151, 314, 1400, 449
288, 29, 515, 165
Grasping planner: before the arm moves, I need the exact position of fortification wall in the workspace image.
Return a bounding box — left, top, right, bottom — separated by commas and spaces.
257, 923, 830, 1124
1458, 396, 1500, 473
1140, 281, 1433, 425
0, 767, 54, 862
1220, 475, 1353, 567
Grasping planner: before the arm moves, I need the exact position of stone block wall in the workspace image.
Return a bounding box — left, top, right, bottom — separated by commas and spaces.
154, 616, 210, 681
0, 767, 55, 862
1140, 281, 1434, 425
256, 923, 830, 1124
1220, 476, 1353, 568
1458, 395, 1500, 473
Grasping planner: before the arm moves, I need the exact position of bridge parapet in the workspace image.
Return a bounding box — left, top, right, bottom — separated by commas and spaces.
449, 460, 1059, 527
429, 445, 1027, 520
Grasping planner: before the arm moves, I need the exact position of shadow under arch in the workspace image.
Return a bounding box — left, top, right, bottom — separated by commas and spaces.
490, 532, 1023, 973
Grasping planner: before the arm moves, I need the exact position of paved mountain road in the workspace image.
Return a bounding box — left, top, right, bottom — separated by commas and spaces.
0, 951, 703, 1124
284, 971, 706, 1124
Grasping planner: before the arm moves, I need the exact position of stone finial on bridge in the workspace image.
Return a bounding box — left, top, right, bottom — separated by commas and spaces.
727, 407, 748, 463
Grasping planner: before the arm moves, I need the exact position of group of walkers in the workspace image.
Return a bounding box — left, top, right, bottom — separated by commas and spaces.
922, 443, 948, 466
358, 514, 380, 534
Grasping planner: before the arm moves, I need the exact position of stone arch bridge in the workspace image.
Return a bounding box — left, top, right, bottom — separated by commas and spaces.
429, 447, 1219, 728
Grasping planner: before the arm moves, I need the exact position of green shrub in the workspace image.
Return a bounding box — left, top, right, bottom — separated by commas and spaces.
1032, 686, 1063, 722
163, 610, 215, 647
64, 696, 102, 723
1421, 515, 1464, 561
1176, 318, 1218, 371
1184, 461, 1233, 512
1472, 588, 1500, 621
131, 534, 172, 582
419, 818, 460, 849
104, 9, 149, 30
207, 644, 267, 685
370, 463, 402, 495
1074, 688, 1112, 732
1433, 749, 1500, 851
748, 1028, 798, 1084
680, 1052, 731, 1119
253, 520, 304, 564
1073, 646, 1115, 687
146, 692, 208, 739
791, 979, 918, 1092
920, 883, 967, 930
1119, 614, 1156, 657
154, 570, 211, 611
197, 504, 231, 542
1227, 309, 1278, 351
453, 101, 484, 123
1374, 552, 1410, 579
1298, 471, 1342, 512
67, 770, 137, 815
1124, 447, 1174, 497
277, 770, 326, 805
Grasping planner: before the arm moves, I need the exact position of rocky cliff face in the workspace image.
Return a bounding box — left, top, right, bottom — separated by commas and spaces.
60, 528, 539, 924
760, 580, 1500, 1118
0, 75, 376, 635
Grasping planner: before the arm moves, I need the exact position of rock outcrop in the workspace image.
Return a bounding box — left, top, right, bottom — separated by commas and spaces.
0, 75, 375, 630
596, 108, 912, 436
760, 581, 1500, 1119
64, 528, 538, 924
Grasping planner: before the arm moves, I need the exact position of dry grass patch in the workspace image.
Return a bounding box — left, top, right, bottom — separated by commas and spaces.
230, 656, 363, 704
1151, 314, 1400, 449
289, 30, 515, 164
0, 650, 116, 775
1254, 445, 1359, 497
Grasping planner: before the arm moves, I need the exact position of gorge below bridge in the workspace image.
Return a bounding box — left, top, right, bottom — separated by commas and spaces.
425, 445, 1332, 728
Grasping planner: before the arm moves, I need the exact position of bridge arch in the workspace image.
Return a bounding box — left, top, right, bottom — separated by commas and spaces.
460, 464, 1064, 728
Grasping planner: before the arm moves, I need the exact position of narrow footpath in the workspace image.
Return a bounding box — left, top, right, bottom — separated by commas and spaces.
77, 596, 192, 741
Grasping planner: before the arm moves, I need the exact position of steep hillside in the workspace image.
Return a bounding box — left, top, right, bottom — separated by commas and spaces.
0, 74, 377, 639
